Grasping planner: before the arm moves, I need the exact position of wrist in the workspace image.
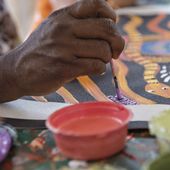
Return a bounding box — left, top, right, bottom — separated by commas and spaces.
0, 46, 24, 102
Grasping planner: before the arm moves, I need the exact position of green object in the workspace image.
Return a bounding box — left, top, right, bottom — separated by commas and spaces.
149, 110, 170, 154
143, 153, 170, 170
150, 110, 170, 140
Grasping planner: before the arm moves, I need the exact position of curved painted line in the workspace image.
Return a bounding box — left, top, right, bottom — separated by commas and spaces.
116, 61, 155, 104
77, 76, 110, 101
32, 96, 48, 102
147, 14, 170, 35
124, 16, 143, 35
123, 16, 156, 103
143, 35, 170, 41
124, 16, 170, 100
149, 57, 170, 63
56, 87, 79, 104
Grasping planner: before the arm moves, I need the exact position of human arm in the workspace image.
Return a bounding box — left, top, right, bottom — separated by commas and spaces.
0, 0, 124, 103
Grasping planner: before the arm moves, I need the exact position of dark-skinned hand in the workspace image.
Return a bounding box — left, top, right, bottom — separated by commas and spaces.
0, 0, 124, 102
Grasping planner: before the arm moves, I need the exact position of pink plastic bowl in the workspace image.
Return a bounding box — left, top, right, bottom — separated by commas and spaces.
46, 102, 133, 160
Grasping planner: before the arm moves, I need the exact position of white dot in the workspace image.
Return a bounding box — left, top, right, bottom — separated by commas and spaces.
162, 65, 167, 69
3, 140, 8, 145
164, 76, 170, 83
1, 148, 7, 154
160, 70, 167, 74
161, 73, 168, 78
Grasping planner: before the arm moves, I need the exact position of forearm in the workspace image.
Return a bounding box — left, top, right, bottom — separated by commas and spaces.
0, 48, 22, 103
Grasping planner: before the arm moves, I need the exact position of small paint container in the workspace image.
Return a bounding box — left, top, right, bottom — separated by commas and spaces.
0, 124, 17, 162
46, 102, 133, 160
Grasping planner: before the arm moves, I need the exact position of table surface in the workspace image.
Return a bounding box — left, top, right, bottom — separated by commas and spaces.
1, 129, 158, 170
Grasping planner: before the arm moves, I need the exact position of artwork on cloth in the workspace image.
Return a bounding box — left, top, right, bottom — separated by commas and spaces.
22, 14, 170, 105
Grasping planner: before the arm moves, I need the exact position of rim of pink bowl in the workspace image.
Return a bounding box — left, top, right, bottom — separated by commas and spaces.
46, 101, 133, 137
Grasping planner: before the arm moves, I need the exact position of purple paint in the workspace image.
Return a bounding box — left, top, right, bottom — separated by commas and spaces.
0, 127, 12, 162
108, 95, 137, 105
115, 89, 122, 100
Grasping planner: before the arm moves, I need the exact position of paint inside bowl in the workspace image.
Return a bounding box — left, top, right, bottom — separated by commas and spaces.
58, 116, 122, 136
47, 102, 133, 160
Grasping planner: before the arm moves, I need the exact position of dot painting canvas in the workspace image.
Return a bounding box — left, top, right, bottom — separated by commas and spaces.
23, 14, 170, 105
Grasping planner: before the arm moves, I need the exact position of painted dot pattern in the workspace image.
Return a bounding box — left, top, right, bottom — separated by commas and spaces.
108, 95, 137, 105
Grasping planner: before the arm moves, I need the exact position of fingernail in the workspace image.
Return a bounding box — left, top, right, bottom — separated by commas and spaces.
113, 53, 119, 59
100, 72, 106, 76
